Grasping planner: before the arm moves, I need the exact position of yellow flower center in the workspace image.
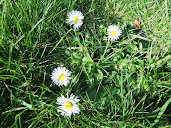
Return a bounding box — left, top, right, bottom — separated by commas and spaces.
59, 74, 65, 80
111, 31, 116, 36
64, 101, 73, 110
73, 16, 78, 23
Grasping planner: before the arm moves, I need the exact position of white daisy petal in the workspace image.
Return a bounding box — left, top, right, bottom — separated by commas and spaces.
56, 93, 80, 118
66, 10, 84, 29
107, 25, 122, 41
51, 67, 71, 86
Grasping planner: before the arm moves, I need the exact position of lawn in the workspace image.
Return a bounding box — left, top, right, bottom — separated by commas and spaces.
0, 0, 171, 127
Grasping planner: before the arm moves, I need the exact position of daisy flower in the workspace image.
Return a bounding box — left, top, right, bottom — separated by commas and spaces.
51, 67, 71, 86
56, 92, 80, 117
66, 10, 84, 29
107, 25, 122, 41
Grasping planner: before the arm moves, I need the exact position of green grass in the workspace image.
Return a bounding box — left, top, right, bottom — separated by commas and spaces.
0, 0, 171, 127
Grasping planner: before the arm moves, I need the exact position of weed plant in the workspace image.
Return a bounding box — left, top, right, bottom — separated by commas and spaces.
0, 0, 171, 127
